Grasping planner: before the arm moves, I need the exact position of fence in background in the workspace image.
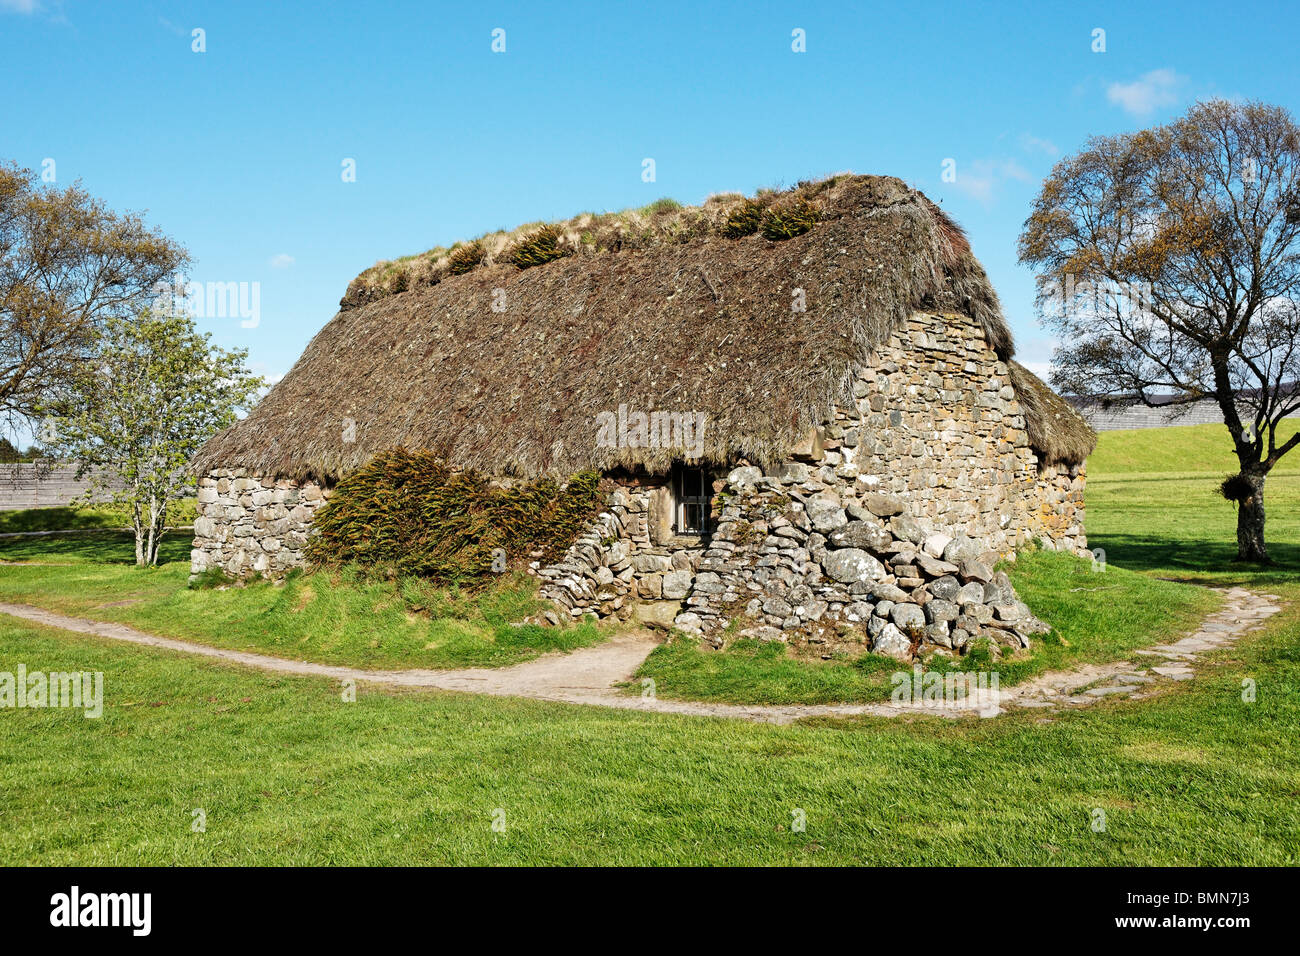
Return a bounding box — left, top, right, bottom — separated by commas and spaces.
0, 463, 120, 511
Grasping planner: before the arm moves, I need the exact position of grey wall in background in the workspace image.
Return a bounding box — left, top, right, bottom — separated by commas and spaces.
1076, 400, 1299, 432
0, 463, 120, 511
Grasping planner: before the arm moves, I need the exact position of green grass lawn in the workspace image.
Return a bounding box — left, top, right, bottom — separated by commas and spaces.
0, 420, 1297, 864
0, 500, 196, 535
1087, 422, 1300, 583
0, 529, 193, 565
0, 556, 601, 670
0, 515, 600, 670
2, 598, 1296, 865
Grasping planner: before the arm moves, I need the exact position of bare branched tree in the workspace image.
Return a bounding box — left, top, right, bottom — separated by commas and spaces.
1019, 99, 1300, 562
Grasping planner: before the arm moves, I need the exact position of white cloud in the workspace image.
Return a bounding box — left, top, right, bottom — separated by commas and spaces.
247, 364, 284, 405
946, 158, 1033, 204
1106, 69, 1187, 117
1020, 133, 1059, 157
269, 253, 295, 269
0, 0, 38, 13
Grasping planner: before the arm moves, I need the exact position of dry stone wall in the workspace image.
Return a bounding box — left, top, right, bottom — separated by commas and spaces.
675, 466, 1049, 661
534, 476, 708, 625
534, 310, 1088, 662
191, 470, 330, 578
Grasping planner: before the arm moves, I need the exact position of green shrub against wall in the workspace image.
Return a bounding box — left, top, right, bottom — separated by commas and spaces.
306, 449, 606, 583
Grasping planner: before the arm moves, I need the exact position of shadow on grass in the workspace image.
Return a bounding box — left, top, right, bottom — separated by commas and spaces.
0, 506, 125, 534
0, 530, 191, 566
1088, 533, 1300, 586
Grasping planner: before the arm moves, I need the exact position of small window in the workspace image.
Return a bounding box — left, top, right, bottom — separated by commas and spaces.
673, 463, 710, 535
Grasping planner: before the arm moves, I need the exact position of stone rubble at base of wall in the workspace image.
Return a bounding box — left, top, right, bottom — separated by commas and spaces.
190, 470, 331, 578
675, 470, 1053, 660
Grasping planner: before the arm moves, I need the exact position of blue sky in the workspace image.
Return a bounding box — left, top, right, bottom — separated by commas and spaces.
3, 0, 1297, 387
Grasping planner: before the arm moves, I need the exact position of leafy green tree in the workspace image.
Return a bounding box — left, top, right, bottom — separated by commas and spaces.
0, 162, 188, 424
45, 309, 263, 566
1019, 99, 1300, 562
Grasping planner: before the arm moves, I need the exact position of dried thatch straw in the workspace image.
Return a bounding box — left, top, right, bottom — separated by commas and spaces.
196, 174, 1093, 481
1007, 360, 1097, 465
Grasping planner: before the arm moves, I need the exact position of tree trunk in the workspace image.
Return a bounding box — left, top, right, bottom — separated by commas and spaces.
132, 500, 146, 568
144, 497, 163, 567
148, 511, 166, 566
1236, 472, 1269, 563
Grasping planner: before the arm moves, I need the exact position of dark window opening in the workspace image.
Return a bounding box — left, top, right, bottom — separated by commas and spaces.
673, 463, 711, 535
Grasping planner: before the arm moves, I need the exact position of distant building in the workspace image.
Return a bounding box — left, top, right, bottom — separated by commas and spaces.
0, 463, 118, 511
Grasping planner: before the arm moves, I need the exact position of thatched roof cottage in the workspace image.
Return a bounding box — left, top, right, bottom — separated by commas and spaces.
194, 174, 1095, 659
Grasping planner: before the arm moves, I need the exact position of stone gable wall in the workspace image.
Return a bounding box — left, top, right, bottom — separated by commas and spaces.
190, 470, 331, 578
531, 310, 1088, 661
844, 311, 1085, 552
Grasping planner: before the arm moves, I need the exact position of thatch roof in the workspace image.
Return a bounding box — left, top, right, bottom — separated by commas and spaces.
196, 174, 1094, 481
1007, 360, 1097, 465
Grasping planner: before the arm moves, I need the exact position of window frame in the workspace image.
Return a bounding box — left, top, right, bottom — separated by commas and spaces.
672, 463, 711, 536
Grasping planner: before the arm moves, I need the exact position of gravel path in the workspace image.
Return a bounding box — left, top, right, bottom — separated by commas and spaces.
0, 587, 1281, 725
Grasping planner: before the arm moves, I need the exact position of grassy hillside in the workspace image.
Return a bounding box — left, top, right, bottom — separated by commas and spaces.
1087, 419, 1300, 475
1087, 422, 1300, 579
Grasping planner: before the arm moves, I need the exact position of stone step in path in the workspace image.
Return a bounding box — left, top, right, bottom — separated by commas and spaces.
0, 587, 1281, 725
995, 588, 1280, 711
